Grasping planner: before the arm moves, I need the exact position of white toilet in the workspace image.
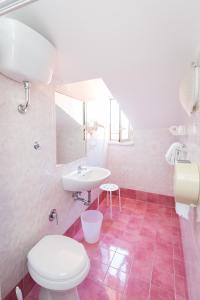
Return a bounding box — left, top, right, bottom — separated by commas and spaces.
27, 235, 90, 300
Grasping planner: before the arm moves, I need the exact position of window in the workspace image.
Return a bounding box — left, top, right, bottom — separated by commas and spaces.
110, 99, 132, 142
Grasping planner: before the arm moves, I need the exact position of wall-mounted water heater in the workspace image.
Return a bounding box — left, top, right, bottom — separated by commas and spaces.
0, 17, 55, 84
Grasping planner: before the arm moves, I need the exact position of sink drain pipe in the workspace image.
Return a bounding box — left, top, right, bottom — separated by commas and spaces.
73, 190, 92, 206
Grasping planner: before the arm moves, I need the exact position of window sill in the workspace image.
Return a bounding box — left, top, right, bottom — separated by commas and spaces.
108, 141, 134, 146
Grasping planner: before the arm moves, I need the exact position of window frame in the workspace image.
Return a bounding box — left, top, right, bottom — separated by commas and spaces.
109, 99, 132, 143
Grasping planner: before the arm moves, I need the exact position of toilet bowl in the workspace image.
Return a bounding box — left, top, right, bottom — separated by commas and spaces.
27, 235, 90, 300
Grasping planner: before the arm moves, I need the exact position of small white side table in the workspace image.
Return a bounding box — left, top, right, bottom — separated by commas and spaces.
98, 183, 121, 219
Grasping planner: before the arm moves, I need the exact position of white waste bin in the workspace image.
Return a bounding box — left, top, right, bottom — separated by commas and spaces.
81, 210, 103, 244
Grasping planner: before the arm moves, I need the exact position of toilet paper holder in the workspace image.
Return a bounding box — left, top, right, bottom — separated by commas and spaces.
174, 162, 200, 206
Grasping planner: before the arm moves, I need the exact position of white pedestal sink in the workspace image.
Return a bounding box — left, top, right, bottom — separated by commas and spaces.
62, 166, 111, 192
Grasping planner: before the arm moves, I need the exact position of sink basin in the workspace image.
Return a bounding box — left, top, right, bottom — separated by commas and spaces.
62, 166, 111, 192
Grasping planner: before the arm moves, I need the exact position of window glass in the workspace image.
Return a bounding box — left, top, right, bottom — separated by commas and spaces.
110, 99, 131, 142
121, 111, 129, 140
110, 99, 120, 141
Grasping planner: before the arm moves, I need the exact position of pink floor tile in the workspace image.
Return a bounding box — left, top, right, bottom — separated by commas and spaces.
153, 254, 174, 273
116, 212, 132, 222
146, 203, 160, 215
124, 277, 150, 300
101, 233, 121, 250
121, 207, 134, 216
156, 231, 173, 245
127, 215, 144, 226
102, 220, 113, 233
104, 267, 128, 292
25, 194, 188, 300
130, 260, 153, 282
124, 201, 137, 210
173, 245, 184, 261
88, 261, 109, 283
73, 229, 84, 242
136, 236, 155, 252
175, 275, 188, 298
175, 295, 188, 300
172, 235, 182, 248
159, 207, 173, 217
90, 246, 116, 265
149, 284, 175, 300
25, 285, 40, 300
147, 192, 159, 204
112, 220, 127, 231
95, 286, 123, 300
115, 239, 135, 256
110, 252, 133, 273
109, 228, 124, 239
157, 195, 174, 208
127, 228, 140, 239
78, 278, 104, 300
83, 241, 101, 257
142, 217, 158, 229
122, 230, 140, 243
136, 190, 148, 201
140, 226, 156, 239
152, 267, 175, 292
174, 260, 186, 277
134, 245, 155, 263
171, 219, 180, 230
155, 241, 173, 257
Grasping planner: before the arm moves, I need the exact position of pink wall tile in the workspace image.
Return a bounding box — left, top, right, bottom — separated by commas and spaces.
107, 129, 175, 196
0, 74, 107, 299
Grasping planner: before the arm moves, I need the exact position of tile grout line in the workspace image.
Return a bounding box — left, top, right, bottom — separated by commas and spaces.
173, 246, 177, 300
146, 232, 157, 300
121, 249, 135, 298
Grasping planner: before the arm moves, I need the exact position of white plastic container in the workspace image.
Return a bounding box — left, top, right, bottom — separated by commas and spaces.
81, 210, 103, 244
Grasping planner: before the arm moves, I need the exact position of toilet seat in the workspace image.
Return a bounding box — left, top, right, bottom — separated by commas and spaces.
27, 235, 90, 290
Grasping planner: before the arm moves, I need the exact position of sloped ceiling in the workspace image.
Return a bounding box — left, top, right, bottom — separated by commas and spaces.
56, 78, 113, 102
7, 0, 200, 128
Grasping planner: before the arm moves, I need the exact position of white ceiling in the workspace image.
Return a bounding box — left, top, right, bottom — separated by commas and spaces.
7, 0, 200, 128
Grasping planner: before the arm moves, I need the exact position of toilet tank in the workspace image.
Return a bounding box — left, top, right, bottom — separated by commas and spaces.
0, 18, 56, 84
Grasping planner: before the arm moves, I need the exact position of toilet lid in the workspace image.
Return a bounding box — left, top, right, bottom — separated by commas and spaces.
28, 235, 88, 281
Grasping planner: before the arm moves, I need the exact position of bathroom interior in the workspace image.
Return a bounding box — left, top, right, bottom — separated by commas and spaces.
1, 0, 200, 300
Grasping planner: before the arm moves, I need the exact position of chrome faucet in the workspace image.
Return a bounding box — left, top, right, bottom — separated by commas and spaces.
77, 165, 87, 174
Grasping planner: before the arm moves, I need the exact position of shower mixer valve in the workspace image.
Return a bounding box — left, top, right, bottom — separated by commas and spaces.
49, 209, 58, 224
